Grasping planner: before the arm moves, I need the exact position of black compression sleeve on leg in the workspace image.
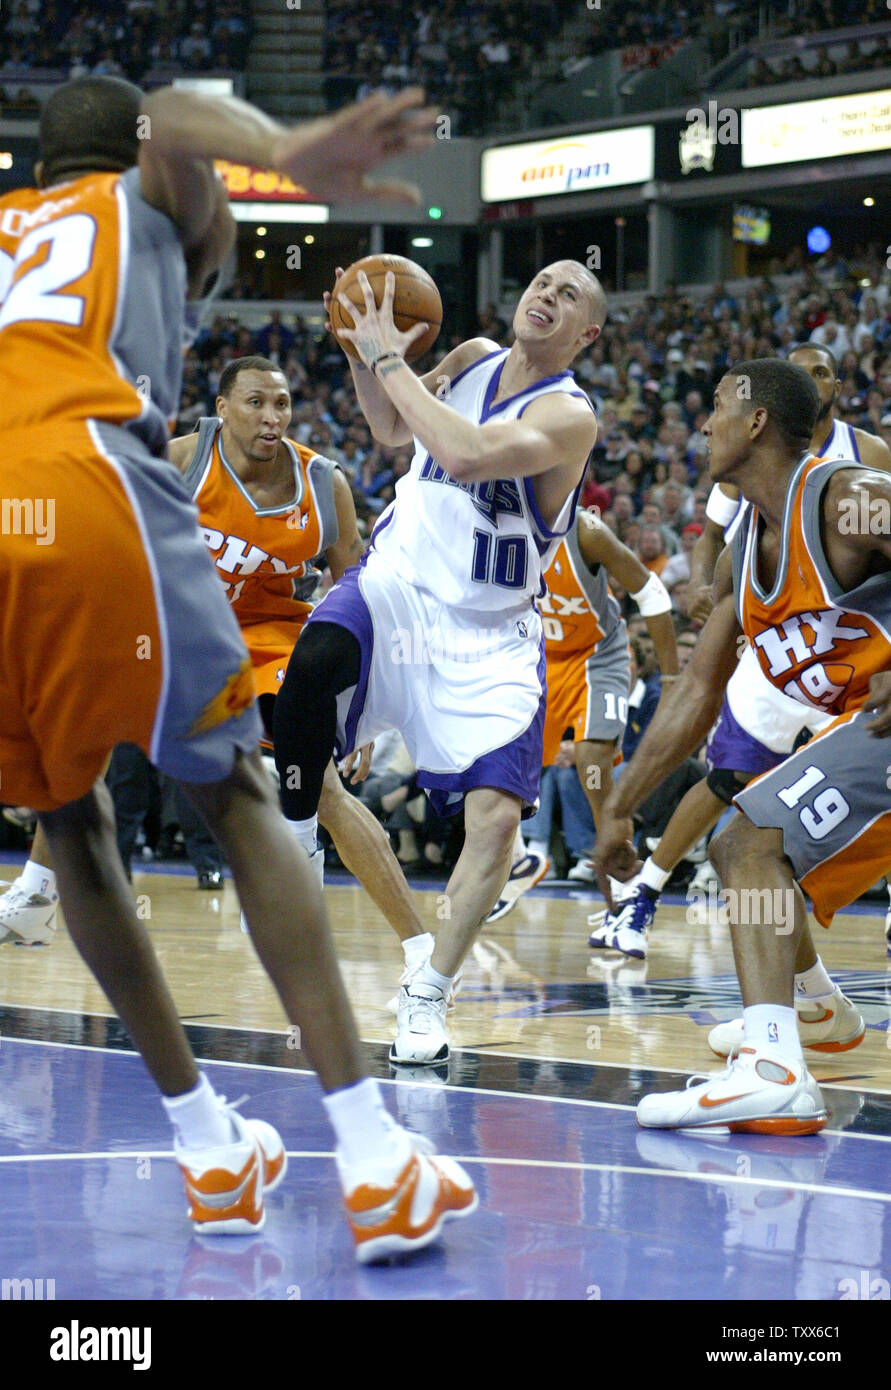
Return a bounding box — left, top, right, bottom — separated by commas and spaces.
272, 622, 362, 821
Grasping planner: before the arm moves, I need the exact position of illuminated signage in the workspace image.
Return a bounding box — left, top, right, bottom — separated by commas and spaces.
481, 127, 654, 202
215, 160, 315, 202
742, 89, 891, 167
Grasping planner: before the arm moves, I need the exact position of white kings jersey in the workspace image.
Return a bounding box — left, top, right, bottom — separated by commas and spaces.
368, 347, 596, 614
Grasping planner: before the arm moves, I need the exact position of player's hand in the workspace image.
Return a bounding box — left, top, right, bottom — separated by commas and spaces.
593, 814, 641, 909
336, 270, 429, 370
688, 584, 714, 625
323, 267, 345, 338
865, 672, 891, 735
340, 742, 374, 782
270, 89, 437, 205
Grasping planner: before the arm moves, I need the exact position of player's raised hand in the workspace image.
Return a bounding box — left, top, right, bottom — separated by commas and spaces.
865, 671, 891, 735
270, 89, 437, 205
336, 270, 429, 370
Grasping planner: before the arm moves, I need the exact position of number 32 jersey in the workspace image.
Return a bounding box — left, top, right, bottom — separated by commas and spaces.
369, 347, 596, 614
0, 168, 187, 456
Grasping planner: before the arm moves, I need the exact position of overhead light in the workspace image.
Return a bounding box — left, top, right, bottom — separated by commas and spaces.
863, 197, 875, 207
304, 234, 315, 244
256, 226, 267, 236
427, 206, 443, 220
0, 152, 12, 170
411, 236, 434, 248
255, 248, 266, 260
859, 277, 872, 286
231, 203, 329, 223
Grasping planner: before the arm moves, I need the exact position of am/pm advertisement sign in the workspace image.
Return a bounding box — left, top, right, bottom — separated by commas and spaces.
481, 126, 654, 202
742, 89, 891, 167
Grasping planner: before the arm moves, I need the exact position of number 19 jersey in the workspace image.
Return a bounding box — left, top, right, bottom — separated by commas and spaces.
369, 348, 596, 614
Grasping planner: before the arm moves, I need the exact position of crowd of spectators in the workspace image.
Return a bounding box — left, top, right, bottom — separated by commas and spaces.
0, 0, 250, 108
746, 32, 890, 88
322, 0, 568, 136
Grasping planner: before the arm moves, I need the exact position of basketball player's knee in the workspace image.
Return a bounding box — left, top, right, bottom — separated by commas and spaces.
709, 814, 767, 879
474, 799, 521, 858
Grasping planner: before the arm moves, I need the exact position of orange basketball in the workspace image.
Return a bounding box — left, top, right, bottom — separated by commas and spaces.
329, 254, 442, 363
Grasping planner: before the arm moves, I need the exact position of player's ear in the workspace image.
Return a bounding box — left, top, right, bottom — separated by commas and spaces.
33, 160, 45, 189
216, 394, 227, 418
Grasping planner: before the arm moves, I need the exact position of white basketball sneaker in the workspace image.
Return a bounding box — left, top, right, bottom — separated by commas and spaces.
636, 1047, 827, 1135
885, 884, 891, 953
390, 982, 450, 1065
0, 882, 58, 946
174, 1103, 287, 1236
338, 1128, 476, 1264
708, 986, 865, 1059
587, 875, 640, 946
386, 934, 462, 1016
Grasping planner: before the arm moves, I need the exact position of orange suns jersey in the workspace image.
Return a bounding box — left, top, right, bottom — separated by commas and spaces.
539, 511, 623, 659
0, 170, 188, 454
182, 416, 340, 635
733, 453, 891, 719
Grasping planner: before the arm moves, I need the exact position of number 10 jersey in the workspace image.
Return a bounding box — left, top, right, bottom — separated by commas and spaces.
369, 347, 596, 615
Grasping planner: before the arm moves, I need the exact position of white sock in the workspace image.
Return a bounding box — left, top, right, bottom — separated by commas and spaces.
416, 958, 453, 997
287, 815, 318, 856
526, 838, 548, 860
162, 1073, 235, 1149
512, 825, 526, 863
794, 955, 834, 1000
20, 859, 57, 900
640, 857, 670, 893
323, 1077, 401, 1167
402, 932, 433, 966
742, 1004, 802, 1061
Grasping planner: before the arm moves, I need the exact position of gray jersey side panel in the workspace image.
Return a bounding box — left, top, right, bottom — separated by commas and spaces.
113, 168, 187, 455
182, 416, 222, 497
305, 454, 340, 553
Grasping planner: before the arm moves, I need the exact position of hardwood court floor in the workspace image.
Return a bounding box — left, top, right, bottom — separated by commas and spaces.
2, 861, 889, 1093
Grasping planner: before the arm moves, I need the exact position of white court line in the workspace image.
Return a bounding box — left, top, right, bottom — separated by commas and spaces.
0, 1149, 888, 1207
4, 1035, 891, 1137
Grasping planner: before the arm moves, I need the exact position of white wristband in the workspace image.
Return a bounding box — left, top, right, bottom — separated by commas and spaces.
631, 571, 672, 616
705, 483, 740, 530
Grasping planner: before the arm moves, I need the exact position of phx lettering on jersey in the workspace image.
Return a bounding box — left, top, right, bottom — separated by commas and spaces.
419, 456, 524, 524
200, 527, 304, 603
751, 608, 869, 713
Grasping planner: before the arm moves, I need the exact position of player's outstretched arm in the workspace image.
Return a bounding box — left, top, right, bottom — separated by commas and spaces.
139, 88, 436, 268
594, 588, 741, 898
577, 510, 679, 678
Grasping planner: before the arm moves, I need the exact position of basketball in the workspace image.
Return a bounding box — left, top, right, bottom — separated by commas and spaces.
329, 254, 442, 362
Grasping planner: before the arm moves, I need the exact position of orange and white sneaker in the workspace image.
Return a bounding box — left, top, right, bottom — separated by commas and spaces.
636, 1047, 827, 1135
175, 1104, 287, 1236
708, 986, 865, 1059
339, 1129, 477, 1264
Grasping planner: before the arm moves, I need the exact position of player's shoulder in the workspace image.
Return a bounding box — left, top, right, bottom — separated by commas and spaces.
853, 425, 891, 472
166, 432, 200, 471
428, 336, 503, 380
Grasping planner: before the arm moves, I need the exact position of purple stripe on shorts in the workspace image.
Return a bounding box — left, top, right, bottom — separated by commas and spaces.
304, 564, 373, 757
418, 632, 548, 818
706, 694, 785, 776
